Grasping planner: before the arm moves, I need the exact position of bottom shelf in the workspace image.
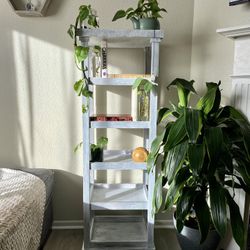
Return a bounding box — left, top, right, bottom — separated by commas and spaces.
90, 216, 148, 247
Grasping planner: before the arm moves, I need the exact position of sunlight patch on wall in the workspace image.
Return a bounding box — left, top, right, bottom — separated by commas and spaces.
12, 30, 82, 175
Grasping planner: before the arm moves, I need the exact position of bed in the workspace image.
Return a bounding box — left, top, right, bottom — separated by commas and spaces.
0, 167, 54, 249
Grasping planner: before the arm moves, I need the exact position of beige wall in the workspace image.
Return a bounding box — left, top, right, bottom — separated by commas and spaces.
0, 0, 194, 220
191, 0, 250, 104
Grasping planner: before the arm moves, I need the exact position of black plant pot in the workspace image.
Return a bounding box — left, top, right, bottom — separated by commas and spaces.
173, 214, 221, 250
91, 148, 103, 162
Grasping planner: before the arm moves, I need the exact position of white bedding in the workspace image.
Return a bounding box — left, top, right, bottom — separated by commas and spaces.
0, 168, 46, 250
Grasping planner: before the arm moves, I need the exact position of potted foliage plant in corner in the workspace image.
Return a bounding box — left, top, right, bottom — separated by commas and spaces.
112, 0, 166, 30
147, 78, 250, 249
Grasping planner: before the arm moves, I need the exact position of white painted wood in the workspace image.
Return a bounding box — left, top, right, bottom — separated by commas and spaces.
90, 77, 154, 86
91, 121, 150, 129
76, 29, 164, 48
91, 150, 146, 170
217, 25, 250, 39
79, 28, 163, 250
91, 216, 147, 244
91, 184, 148, 210
217, 26, 250, 250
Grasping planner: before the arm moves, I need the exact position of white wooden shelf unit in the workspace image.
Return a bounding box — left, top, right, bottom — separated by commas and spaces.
78, 28, 163, 250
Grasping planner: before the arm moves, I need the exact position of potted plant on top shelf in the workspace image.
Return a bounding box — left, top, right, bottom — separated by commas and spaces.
147, 78, 250, 249
112, 0, 167, 30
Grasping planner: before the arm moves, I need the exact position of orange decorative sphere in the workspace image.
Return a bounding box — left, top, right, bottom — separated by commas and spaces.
132, 147, 149, 162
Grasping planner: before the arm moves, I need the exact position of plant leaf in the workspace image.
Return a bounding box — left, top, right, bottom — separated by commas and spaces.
194, 192, 211, 243
67, 25, 75, 39
112, 10, 126, 21
224, 189, 245, 249
167, 78, 196, 107
166, 115, 187, 150
164, 141, 188, 184
196, 82, 220, 115
176, 187, 197, 233
74, 79, 84, 96
75, 46, 89, 64
164, 166, 191, 210
205, 127, 223, 164
153, 175, 163, 213
188, 143, 205, 176
157, 107, 172, 124
74, 141, 83, 153
82, 104, 88, 113
209, 178, 227, 238
96, 137, 108, 149
184, 108, 202, 143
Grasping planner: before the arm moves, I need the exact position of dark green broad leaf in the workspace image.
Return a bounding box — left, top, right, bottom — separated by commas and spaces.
209, 178, 227, 238
188, 143, 205, 176
74, 79, 84, 96
235, 119, 250, 161
164, 166, 191, 210
196, 82, 219, 115
224, 189, 245, 249
112, 10, 126, 21
153, 175, 163, 213
75, 46, 89, 64
166, 115, 187, 150
234, 175, 250, 194
164, 141, 188, 184
167, 78, 196, 107
194, 192, 211, 243
184, 108, 202, 143
176, 187, 197, 233
205, 127, 223, 163
234, 159, 250, 188
147, 130, 166, 171
157, 107, 172, 124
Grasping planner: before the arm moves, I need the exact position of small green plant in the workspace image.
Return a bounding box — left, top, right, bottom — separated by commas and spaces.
132, 77, 156, 93
148, 78, 250, 248
68, 4, 99, 113
112, 0, 166, 22
91, 137, 108, 162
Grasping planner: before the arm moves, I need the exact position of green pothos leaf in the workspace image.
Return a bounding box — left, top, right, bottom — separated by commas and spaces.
82, 104, 88, 113
74, 79, 84, 96
75, 46, 89, 64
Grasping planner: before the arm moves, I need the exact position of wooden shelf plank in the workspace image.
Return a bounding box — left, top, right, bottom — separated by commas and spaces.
91, 150, 147, 170
76, 29, 164, 48
90, 121, 150, 129
90, 75, 154, 86
90, 216, 147, 246
90, 184, 148, 210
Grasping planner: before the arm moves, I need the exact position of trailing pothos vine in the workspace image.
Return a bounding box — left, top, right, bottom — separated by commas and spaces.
67, 4, 99, 114
68, 4, 100, 152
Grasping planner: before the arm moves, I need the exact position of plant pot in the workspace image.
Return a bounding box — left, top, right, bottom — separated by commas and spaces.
91, 148, 103, 162
130, 17, 140, 29
139, 18, 160, 30
173, 214, 220, 250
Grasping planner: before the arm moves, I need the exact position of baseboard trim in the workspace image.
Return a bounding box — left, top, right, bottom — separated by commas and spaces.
52, 219, 174, 230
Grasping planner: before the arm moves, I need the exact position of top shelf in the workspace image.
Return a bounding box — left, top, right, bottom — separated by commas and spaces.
76, 29, 164, 48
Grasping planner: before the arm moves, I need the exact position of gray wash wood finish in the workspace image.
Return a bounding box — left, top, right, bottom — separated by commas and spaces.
79, 29, 163, 250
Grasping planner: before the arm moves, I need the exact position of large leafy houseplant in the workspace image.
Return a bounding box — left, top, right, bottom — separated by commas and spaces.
148, 78, 250, 248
